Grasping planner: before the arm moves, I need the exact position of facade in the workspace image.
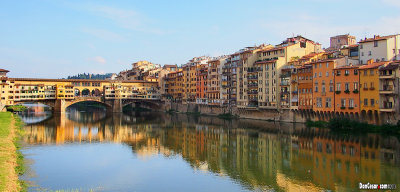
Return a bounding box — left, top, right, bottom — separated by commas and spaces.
312, 58, 347, 113
359, 61, 388, 114
333, 65, 360, 113
328, 34, 356, 51
358, 34, 400, 64
207, 57, 225, 105
298, 64, 313, 110
379, 62, 400, 114
196, 65, 208, 104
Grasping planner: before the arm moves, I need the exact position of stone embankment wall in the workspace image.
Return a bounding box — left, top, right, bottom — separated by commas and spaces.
162, 101, 400, 124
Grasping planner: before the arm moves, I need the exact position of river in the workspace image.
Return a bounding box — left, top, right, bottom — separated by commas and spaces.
19, 106, 400, 191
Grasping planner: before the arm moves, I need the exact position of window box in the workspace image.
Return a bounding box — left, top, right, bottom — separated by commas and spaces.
344, 73, 349, 76
348, 107, 354, 109
353, 89, 359, 94
369, 87, 375, 90
344, 90, 350, 94
335, 91, 341, 94
340, 106, 346, 109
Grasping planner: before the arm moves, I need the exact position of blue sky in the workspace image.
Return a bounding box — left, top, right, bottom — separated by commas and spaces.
1, 0, 400, 78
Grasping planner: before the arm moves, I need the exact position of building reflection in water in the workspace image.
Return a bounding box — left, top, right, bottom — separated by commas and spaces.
20, 110, 400, 191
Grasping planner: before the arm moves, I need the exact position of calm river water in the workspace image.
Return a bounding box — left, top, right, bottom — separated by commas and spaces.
19, 106, 400, 192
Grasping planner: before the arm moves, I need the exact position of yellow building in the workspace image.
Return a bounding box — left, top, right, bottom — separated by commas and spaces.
359, 61, 388, 114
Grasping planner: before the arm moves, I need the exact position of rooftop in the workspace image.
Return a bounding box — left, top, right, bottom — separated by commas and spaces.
0, 69, 10, 73
358, 61, 389, 69
358, 34, 398, 43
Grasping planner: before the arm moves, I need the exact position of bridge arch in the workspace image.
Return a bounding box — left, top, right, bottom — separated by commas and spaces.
65, 98, 112, 112
121, 100, 161, 111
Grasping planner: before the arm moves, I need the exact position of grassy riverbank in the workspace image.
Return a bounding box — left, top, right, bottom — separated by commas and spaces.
6, 105, 27, 112
306, 118, 400, 135
0, 112, 26, 191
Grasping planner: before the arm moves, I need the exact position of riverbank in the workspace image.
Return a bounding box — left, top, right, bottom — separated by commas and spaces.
163, 102, 400, 125
306, 118, 400, 136
0, 112, 25, 191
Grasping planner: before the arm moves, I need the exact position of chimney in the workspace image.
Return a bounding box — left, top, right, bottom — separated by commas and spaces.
367, 59, 374, 64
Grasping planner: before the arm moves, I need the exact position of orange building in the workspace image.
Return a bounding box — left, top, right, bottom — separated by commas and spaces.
298, 64, 313, 110
312, 58, 346, 113
196, 65, 208, 104
333, 65, 360, 114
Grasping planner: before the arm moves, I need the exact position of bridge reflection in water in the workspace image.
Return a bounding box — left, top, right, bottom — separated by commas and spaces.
21, 110, 400, 191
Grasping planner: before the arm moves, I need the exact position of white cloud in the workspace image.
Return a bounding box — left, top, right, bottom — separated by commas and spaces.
257, 12, 400, 48
82, 27, 125, 41
90, 56, 107, 64
382, 0, 400, 8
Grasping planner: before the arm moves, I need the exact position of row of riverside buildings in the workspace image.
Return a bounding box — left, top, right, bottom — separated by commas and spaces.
114, 34, 400, 117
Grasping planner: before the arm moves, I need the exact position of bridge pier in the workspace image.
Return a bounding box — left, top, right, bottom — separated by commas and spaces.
110, 99, 123, 113
54, 99, 66, 113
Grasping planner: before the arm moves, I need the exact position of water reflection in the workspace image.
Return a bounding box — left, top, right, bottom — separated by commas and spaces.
21, 110, 400, 191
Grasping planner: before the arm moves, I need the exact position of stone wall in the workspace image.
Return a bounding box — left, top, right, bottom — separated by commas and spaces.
162, 101, 400, 124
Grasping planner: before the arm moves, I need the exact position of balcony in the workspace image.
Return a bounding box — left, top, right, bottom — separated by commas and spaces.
280, 81, 290, 86
248, 90, 258, 95
380, 74, 395, 79
381, 103, 395, 112
380, 85, 396, 94
248, 84, 258, 88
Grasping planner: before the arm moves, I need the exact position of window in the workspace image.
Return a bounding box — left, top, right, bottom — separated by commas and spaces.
368, 51, 372, 56
314, 73, 317, 78
349, 99, 354, 108
345, 83, 349, 91
336, 83, 341, 91
360, 44, 363, 49
374, 41, 378, 47
353, 82, 358, 90
370, 69, 374, 75
329, 84, 334, 92
319, 63, 322, 68
345, 70, 349, 75
364, 98, 368, 106
326, 63, 329, 68
322, 85, 326, 93
354, 70, 358, 75
361, 52, 364, 56
319, 72, 322, 77
326, 72, 329, 77
317, 98, 322, 107
370, 82, 374, 89
364, 83, 368, 89
371, 99, 375, 106
364, 70, 368, 76
326, 97, 332, 108
341, 99, 346, 107
315, 85, 318, 92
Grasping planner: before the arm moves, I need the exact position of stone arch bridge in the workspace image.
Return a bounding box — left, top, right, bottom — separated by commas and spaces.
14, 97, 161, 113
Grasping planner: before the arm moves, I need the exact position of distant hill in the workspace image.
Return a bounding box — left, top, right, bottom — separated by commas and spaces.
67, 73, 113, 80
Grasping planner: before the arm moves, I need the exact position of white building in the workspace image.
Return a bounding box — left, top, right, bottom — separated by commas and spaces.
359, 34, 400, 64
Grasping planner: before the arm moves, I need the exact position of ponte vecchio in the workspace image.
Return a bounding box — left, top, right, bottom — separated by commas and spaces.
0, 70, 161, 113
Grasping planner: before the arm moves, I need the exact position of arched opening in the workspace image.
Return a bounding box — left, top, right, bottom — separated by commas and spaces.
67, 101, 111, 112
82, 89, 90, 96
92, 89, 102, 97
74, 89, 81, 97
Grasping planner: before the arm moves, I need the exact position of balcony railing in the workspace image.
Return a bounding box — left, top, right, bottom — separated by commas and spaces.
248, 84, 258, 88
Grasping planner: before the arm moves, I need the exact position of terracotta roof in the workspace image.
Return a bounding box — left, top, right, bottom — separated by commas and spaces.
358, 61, 389, 69
379, 62, 400, 71
334, 65, 360, 70
359, 35, 397, 43
0, 69, 10, 72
